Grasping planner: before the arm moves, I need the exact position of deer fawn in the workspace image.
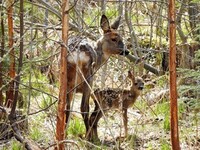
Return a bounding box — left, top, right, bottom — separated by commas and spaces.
67, 15, 129, 139
89, 70, 144, 141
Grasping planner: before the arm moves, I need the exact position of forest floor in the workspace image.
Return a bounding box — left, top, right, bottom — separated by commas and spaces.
63, 92, 200, 150
0, 75, 199, 150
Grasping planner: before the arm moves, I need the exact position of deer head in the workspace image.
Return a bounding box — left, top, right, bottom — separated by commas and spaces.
98, 15, 129, 59
128, 70, 144, 91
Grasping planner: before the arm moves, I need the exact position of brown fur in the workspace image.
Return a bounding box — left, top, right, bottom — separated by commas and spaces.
89, 71, 144, 141
66, 15, 129, 139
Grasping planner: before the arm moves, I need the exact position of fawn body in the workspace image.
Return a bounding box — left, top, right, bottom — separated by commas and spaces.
66, 15, 129, 139
89, 71, 144, 141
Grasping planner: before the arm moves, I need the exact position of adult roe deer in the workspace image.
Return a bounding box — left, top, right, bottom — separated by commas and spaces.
89, 70, 144, 141
67, 15, 129, 139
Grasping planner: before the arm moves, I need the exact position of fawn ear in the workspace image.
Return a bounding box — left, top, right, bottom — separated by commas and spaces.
128, 70, 132, 77
100, 15, 111, 33
111, 16, 121, 30
128, 70, 135, 79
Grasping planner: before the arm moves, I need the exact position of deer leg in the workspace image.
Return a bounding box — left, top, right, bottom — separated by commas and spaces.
66, 92, 73, 124
93, 110, 103, 141
81, 83, 91, 139
123, 108, 128, 137
90, 107, 102, 142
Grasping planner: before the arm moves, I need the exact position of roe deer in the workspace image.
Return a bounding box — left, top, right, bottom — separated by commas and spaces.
67, 15, 129, 139
89, 70, 144, 141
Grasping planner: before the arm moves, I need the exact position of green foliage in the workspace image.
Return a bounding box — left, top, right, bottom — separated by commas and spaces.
177, 48, 200, 111
163, 114, 170, 132
21, 70, 49, 97
134, 98, 148, 110
177, 68, 200, 79
177, 68, 200, 111
154, 102, 169, 115
153, 102, 170, 131
146, 143, 154, 150
178, 100, 187, 115
30, 125, 43, 141
67, 117, 85, 137
40, 96, 53, 109
11, 140, 23, 150
191, 0, 200, 3
160, 140, 171, 150
156, 75, 168, 87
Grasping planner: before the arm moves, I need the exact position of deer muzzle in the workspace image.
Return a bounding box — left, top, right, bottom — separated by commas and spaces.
118, 41, 129, 55
120, 49, 129, 55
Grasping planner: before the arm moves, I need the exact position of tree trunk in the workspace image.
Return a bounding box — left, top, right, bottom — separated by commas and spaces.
168, 0, 180, 149
5, 0, 15, 108
9, 0, 24, 118
0, 1, 5, 106
55, 0, 69, 149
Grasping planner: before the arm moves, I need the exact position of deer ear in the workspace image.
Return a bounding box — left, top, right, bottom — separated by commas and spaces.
111, 16, 121, 30
100, 15, 111, 33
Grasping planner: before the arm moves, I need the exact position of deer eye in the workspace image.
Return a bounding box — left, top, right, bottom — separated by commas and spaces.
111, 38, 117, 42
135, 83, 138, 85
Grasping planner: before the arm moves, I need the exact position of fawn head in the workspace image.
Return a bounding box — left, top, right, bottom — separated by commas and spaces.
128, 71, 144, 91
99, 15, 129, 58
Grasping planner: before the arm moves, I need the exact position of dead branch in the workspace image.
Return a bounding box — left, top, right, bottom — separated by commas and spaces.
44, 140, 80, 150
126, 54, 160, 75
11, 124, 41, 150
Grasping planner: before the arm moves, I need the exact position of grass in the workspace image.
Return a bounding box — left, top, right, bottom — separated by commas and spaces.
28, 112, 50, 144
40, 96, 53, 109
1, 140, 24, 150
160, 139, 171, 150
11, 140, 23, 150
67, 117, 85, 138
30, 126, 43, 141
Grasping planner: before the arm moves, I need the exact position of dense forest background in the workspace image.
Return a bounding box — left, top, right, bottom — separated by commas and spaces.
0, 0, 199, 149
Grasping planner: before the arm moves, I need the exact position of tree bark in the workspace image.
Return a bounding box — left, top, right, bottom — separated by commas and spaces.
55, 0, 69, 149
168, 0, 180, 149
5, 0, 15, 108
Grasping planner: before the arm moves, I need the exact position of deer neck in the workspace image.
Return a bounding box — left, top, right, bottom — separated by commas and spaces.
130, 87, 140, 98
94, 40, 110, 69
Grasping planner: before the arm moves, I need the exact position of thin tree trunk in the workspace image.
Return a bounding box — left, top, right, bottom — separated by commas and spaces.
176, 0, 190, 68
0, 1, 5, 106
101, 0, 106, 88
9, 0, 24, 118
168, 0, 180, 149
43, 0, 48, 51
8, 1, 40, 149
5, 0, 15, 108
55, 0, 69, 149
188, 1, 200, 41
125, 0, 139, 56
